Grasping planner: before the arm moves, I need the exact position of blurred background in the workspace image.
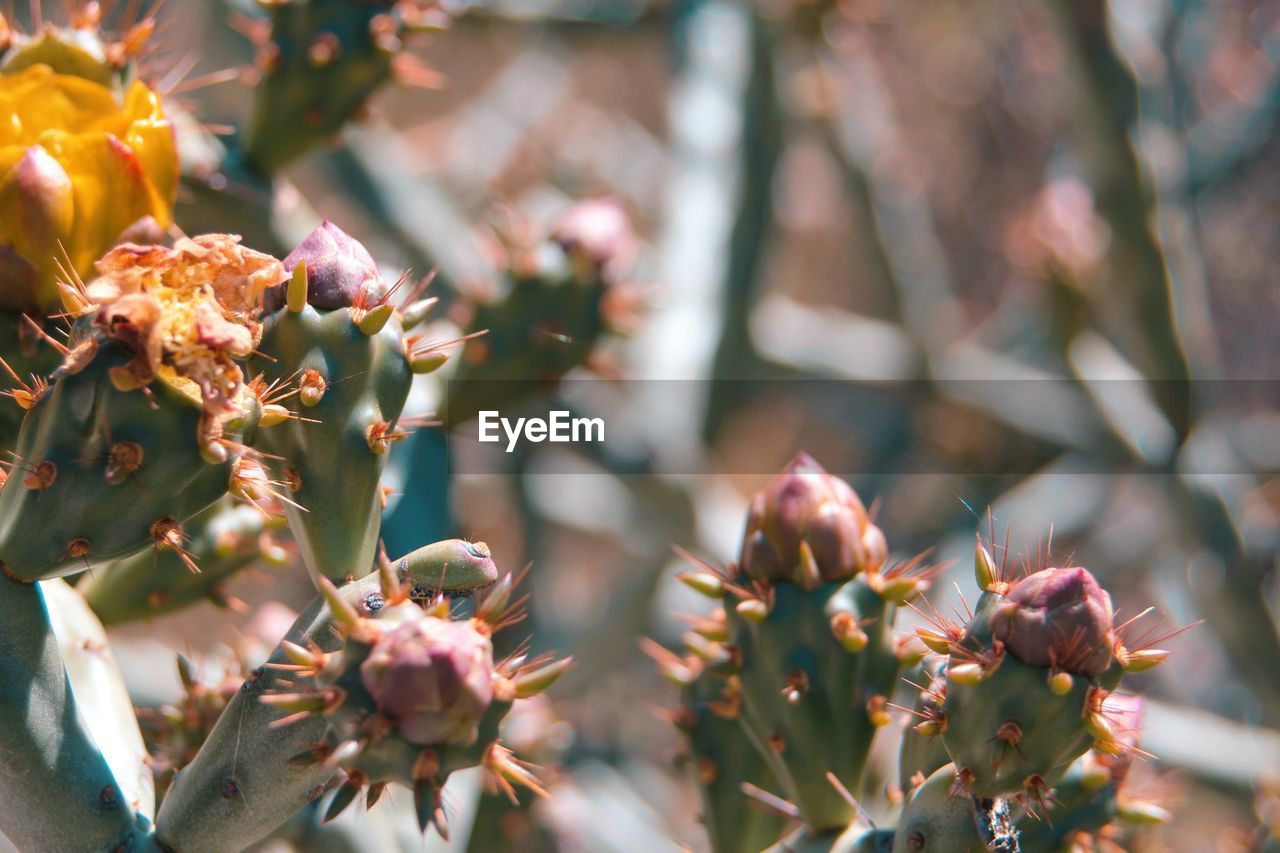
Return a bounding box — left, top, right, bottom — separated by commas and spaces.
39, 0, 1280, 849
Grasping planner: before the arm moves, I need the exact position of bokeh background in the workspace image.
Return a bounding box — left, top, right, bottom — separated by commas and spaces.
31, 0, 1280, 849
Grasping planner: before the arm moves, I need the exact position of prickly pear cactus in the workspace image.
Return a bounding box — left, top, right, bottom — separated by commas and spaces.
154, 539, 523, 850
251, 222, 423, 583
679, 453, 935, 832
891, 764, 1016, 853
0, 234, 281, 580
912, 541, 1160, 804
273, 594, 561, 837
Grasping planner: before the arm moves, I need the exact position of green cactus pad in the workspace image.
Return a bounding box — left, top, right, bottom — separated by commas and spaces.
680, 670, 787, 853
0, 339, 257, 581
79, 501, 286, 625
242, 0, 423, 175
444, 249, 612, 429
252, 302, 411, 583
939, 654, 1095, 798
0, 313, 60, 451
896, 660, 952, 792
891, 764, 1012, 853
726, 576, 900, 831
0, 574, 157, 851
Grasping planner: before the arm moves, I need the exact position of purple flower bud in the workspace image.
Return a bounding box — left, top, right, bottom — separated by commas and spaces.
738, 453, 886, 588
990, 566, 1115, 677
360, 617, 494, 746
273, 221, 386, 310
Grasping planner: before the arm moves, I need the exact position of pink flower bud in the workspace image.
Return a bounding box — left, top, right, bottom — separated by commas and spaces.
360, 617, 494, 746
738, 453, 885, 588
991, 566, 1115, 677
552, 198, 635, 278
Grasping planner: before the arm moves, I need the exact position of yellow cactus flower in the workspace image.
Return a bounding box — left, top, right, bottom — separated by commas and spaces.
0, 62, 177, 313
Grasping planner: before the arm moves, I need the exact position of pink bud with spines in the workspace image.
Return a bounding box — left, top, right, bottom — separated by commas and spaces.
991, 566, 1115, 678
360, 617, 495, 746
739, 453, 886, 589
277, 220, 386, 310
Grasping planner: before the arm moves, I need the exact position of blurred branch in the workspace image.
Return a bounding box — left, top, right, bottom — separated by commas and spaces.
1048, 0, 1193, 437
702, 7, 786, 440
1144, 698, 1280, 787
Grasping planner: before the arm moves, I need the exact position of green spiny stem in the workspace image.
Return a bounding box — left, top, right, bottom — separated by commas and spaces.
896, 660, 951, 792
443, 238, 617, 430
240, 0, 433, 177
0, 334, 258, 581
154, 540, 496, 851
0, 573, 157, 851
1012, 755, 1116, 852
78, 501, 287, 626
252, 300, 411, 584
1046, 0, 1192, 438
727, 578, 899, 831
679, 669, 787, 853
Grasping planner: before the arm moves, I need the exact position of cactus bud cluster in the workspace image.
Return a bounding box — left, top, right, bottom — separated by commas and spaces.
660, 456, 1177, 851
253, 554, 569, 836
667, 454, 939, 833
740, 451, 887, 589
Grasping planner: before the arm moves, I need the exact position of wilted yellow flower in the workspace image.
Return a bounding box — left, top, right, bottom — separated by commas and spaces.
0, 62, 178, 313
77, 234, 285, 424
